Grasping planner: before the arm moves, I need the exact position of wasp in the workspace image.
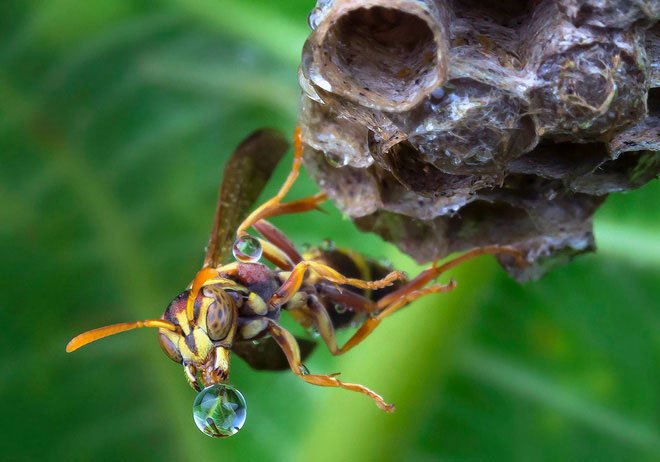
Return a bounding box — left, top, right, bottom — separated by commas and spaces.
67, 127, 524, 437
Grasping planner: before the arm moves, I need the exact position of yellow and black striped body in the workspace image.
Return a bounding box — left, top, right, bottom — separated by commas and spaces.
302, 246, 407, 329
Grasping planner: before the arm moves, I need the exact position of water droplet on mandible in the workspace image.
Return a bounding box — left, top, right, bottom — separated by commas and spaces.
233, 235, 262, 262
193, 384, 247, 438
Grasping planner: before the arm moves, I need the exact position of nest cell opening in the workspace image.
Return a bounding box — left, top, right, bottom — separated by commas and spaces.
325, 6, 438, 107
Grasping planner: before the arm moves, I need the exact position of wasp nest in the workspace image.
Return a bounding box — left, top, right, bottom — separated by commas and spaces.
299, 0, 659, 280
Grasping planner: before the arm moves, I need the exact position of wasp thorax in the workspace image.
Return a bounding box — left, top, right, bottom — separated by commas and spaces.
193, 383, 247, 437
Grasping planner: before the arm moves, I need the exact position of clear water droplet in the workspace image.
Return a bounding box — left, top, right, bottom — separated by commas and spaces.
307, 7, 322, 30
320, 238, 335, 251
324, 151, 349, 168
377, 256, 393, 268
232, 235, 262, 262
299, 68, 323, 103
193, 384, 247, 438
430, 86, 445, 102
334, 303, 347, 314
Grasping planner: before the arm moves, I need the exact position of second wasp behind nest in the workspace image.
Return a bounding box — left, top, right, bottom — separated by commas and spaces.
66, 127, 525, 437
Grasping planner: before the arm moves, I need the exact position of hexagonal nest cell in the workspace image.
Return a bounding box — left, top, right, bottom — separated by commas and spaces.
299, 0, 659, 280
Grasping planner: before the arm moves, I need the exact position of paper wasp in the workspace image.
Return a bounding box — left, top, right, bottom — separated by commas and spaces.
67, 127, 524, 437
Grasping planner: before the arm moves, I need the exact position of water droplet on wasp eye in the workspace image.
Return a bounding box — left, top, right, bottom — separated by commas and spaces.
320, 238, 335, 252
193, 384, 247, 438
232, 235, 262, 262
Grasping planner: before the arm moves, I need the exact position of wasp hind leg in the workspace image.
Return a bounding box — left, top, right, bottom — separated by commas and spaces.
266, 319, 395, 412
303, 245, 526, 355
299, 280, 456, 357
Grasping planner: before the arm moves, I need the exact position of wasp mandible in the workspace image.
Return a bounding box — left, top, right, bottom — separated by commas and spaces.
67, 127, 525, 437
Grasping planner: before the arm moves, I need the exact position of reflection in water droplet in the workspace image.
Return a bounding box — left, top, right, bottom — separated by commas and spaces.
299, 68, 324, 103
334, 303, 347, 314
430, 86, 445, 102
324, 151, 349, 168
193, 384, 247, 438
232, 235, 263, 262
320, 238, 335, 251
307, 7, 322, 30
377, 256, 393, 268
299, 364, 310, 375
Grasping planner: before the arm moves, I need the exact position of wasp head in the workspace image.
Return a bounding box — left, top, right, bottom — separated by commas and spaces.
66, 270, 239, 391
159, 282, 238, 390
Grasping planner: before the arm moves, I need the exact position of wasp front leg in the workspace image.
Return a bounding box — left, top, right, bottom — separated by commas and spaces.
265, 319, 395, 412
236, 127, 327, 236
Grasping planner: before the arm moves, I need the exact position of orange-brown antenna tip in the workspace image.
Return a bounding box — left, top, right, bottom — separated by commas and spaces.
65, 319, 177, 353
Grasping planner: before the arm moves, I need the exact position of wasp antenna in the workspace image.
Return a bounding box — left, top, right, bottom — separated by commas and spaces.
187, 267, 219, 322
66, 319, 177, 353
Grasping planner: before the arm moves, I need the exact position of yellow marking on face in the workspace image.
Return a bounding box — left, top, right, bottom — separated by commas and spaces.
175, 309, 192, 336
170, 296, 214, 363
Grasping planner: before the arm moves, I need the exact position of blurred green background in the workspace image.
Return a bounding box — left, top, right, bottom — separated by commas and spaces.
1, 1, 658, 460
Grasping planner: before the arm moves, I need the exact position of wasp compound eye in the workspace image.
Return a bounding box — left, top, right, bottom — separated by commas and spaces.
192, 384, 247, 437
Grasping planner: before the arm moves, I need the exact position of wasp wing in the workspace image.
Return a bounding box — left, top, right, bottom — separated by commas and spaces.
203, 129, 289, 267
232, 336, 317, 371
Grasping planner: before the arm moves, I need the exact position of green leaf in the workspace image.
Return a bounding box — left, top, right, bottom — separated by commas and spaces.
0, 1, 657, 461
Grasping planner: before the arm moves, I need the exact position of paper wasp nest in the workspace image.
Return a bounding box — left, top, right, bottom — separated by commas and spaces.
298, 0, 659, 280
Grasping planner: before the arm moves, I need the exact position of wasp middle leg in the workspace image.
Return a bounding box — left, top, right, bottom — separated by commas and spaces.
266, 318, 395, 412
